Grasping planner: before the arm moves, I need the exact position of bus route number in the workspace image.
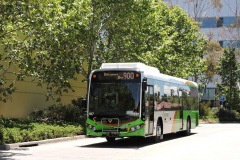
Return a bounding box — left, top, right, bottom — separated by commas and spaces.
123, 72, 134, 79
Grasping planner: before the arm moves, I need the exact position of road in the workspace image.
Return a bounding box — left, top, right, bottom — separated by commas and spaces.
0, 123, 240, 160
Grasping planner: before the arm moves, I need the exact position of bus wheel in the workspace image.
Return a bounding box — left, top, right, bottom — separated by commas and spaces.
185, 118, 191, 136
154, 119, 162, 143
106, 137, 116, 142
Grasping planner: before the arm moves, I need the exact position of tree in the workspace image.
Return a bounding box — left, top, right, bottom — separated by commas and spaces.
0, 0, 92, 101
135, 2, 206, 79
93, 0, 207, 79
218, 48, 240, 110
0, 0, 26, 102
0, 0, 207, 102
198, 40, 223, 91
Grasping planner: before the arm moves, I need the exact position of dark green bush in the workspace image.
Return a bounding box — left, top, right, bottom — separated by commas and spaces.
218, 108, 240, 122
29, 98, 86, 123
0, 119, 83, 144
0, 98, 86, 144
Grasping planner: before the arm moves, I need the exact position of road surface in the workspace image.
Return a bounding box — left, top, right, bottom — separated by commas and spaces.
0, 123, 240, 160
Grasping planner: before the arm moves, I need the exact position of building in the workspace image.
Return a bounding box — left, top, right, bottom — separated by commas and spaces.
164, 0, 240, 47
164, 0, 240, 106
0, 75, 87, 118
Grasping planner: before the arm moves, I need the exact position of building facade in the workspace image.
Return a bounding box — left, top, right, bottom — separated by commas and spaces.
164, 0, 240, 106
0, 75, 87, 118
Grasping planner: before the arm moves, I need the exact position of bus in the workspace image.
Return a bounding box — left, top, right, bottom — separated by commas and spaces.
86, 62, 199, 142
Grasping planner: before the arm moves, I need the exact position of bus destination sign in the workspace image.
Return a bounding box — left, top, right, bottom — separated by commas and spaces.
104, 72, 135, 80
92, 71, 140, 81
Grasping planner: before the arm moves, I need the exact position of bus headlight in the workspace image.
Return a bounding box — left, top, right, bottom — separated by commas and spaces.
88, 124, 93, 129
136, 125, 140, 130
129, 124, 143, 132
131, 127, 136, 132
87, 124, 96, 131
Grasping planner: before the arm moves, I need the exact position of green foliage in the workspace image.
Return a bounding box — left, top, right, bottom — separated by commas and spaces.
0, 98, 86, 144
199, 40, 223, 91
218, 108, 240, 122
29, 98, 86, 123
93, 0, 206, 79
0, 0, 91, 101
199, 104, 240, 122
0, 117, 83, 144
199, 101, 211, 119
0, 0, 206, 102
29, 104, 83, 123
218, 48, 240, 110
199, 101, 221, 122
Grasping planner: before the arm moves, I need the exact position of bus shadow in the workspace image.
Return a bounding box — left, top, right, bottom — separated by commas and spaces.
0, 151, 30, 160
80, 132, 196, 149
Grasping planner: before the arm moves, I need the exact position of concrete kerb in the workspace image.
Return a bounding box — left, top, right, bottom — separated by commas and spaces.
0, 135, 86, 150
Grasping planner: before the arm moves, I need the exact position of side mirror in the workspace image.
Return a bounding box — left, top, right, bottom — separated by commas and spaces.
142, 77, 147, 91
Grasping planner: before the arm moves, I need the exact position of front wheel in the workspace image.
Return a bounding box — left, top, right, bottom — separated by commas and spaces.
154, 119, 163, 143
106, 137, 116, 142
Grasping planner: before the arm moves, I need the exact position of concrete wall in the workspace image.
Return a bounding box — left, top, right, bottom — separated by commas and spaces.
0, 75, 87, 118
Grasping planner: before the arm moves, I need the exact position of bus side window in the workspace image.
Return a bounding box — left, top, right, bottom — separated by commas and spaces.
181, 86, 190, 110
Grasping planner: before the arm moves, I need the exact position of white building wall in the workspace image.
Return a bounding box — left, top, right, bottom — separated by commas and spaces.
164, 0, 240, 103
164, 0, 238, 17
164, 0, 240, 42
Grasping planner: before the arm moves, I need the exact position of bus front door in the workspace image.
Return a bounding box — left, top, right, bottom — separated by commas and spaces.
145, 85, 154, 135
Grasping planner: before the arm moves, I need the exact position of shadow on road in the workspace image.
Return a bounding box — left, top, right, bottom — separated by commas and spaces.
0, 151, 30, 160
80, 132, 196, 149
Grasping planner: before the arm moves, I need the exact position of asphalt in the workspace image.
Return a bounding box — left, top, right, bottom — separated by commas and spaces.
0, 135, 86, 150
0, 122, 213, 150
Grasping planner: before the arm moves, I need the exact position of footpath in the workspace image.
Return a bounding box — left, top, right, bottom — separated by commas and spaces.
0, 135, 86, 150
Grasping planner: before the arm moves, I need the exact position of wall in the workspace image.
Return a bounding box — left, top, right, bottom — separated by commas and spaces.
0, 75, 87, 118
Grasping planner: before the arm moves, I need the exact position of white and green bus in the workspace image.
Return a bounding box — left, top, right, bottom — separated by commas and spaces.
86, 63, 199, 142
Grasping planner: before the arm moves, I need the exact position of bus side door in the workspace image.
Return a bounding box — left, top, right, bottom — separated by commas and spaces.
145, 85, 154, 135
179, 88, 184, 130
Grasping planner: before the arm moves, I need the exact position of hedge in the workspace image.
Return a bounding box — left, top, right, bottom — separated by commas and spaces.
0, 118, 83, 144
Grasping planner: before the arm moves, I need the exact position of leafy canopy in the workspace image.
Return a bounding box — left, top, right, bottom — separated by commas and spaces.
91, 0, 206, 79
218, 48, 240, 110
0, 0, 206, 102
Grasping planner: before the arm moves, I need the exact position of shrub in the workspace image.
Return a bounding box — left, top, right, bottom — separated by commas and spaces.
218, 108, 240, 122
29, 98, 86, 124
199, 101, 211, 119
206, 107, 219, 119
0, 98, 86, 144
0, 119, 83, 144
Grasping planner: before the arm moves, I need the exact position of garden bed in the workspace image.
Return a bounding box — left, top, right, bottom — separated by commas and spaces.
0, 118, 84, 145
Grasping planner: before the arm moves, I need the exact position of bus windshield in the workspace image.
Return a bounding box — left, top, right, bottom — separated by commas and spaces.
88, 82, 141, 119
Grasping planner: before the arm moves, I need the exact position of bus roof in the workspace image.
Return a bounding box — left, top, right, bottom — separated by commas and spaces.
100, 62, 160, 74
99, 62, 198, 88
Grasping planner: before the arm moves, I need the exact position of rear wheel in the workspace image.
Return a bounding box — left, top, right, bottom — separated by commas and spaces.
106, 137, 116, 142
185, 118, 191, 136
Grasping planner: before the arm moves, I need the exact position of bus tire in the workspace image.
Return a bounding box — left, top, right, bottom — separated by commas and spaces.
106, 137, 116, 142
185, 117, 191, 136
154, 118, 163, 143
